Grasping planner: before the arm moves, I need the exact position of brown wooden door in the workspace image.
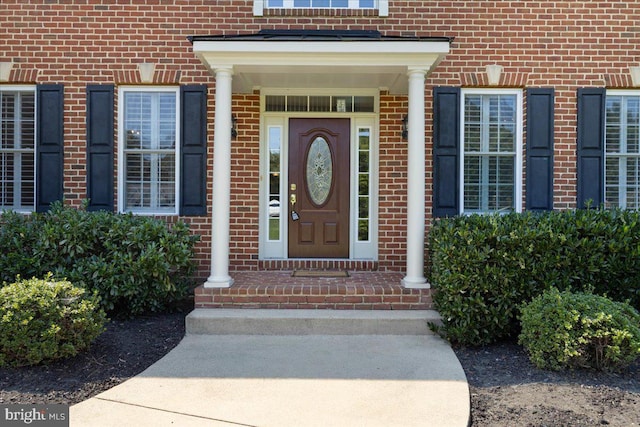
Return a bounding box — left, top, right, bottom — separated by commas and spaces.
288, 118, 350, 258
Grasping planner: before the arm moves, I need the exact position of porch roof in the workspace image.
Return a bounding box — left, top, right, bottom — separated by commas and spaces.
188, 30, 452, 94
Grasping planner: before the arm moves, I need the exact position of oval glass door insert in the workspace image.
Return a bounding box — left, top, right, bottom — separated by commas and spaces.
306, 137, 333, 206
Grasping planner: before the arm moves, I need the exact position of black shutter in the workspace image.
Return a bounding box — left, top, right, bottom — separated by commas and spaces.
526, 88, 555, 211
432, 87, 460, 217
576, 88, 606, 208
180, 85, 208, 216
36, 84, 64, 212
86, 85, 114, 211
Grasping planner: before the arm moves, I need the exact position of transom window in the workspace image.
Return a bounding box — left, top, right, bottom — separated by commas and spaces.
254, 0, 387, 16
461, 89, 523, 214
118, 87, 179, 214
605, 92, 640, 209
0, 88, 35, 212
265, 95, 375, 113
265, 0, 376, 8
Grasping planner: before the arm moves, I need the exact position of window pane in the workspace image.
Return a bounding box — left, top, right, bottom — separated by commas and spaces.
627, 97, 640, 154
463, 156, 481, 211
358, 219, 369, 241
287, 96, 307, 112
359, 151, 369, 173
159, 94, 176, 149
359, 173, 369, 195
1, 94, 16, 149
265, 95, 285, 112
606, 97, 622, 153
354, 96, 375, 112
358, 196, 369, 219
309, 96, 331, 112
605, 156, 620, 208
332, 96, 352, 112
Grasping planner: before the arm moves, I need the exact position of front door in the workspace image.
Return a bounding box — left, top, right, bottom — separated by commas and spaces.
288, 118, 350, 258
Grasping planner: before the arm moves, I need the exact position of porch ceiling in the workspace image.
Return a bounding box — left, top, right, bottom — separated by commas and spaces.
189, 31, 451, 94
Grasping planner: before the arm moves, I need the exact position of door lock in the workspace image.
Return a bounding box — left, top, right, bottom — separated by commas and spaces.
290, 193, 299, 221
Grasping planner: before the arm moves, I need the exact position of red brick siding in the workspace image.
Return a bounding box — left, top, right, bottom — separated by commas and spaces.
2, 1, 639, 277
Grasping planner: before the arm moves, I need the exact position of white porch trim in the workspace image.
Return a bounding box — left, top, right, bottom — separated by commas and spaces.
192, 33, 449, 288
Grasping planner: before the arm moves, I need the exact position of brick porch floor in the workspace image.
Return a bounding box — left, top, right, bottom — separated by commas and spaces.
194, 271, 433, 310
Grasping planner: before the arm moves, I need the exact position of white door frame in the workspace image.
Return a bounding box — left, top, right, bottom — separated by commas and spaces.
258, 89, 379, 261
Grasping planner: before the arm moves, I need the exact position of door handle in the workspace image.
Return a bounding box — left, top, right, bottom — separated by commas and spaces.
290, 193, 297, 208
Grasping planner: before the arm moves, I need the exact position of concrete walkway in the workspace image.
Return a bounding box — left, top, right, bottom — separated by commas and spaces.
70, 310, 470, 427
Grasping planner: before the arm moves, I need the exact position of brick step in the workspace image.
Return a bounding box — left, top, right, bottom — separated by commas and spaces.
186, 309, 442, 335
194, 271, 433, 310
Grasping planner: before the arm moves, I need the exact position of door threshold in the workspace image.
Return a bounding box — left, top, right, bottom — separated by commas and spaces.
258, 259, 378, 272
292, 270, 350, 278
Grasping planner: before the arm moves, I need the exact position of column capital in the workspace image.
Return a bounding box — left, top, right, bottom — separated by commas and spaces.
212, 65, 234, 76
406, 67, 428, 77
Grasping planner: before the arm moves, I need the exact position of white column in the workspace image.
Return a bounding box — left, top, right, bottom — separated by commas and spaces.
402, 68, 429, 288
204, 66, 234, 288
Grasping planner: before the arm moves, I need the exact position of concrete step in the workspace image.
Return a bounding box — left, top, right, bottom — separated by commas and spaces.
186, 309, 442, 335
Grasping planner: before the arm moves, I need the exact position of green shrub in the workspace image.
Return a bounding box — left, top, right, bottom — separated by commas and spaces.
0, 275, 107, 367
519, 288, 640, 371
0, 202, 199, 316
0, 210, 42, 281
429, 208, 640, 345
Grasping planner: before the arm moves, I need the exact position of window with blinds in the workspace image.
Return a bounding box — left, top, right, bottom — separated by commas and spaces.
0, 89, 35, 212
461, 90, 521, 214
121, 89, 178, 214
605, 93, 640, 210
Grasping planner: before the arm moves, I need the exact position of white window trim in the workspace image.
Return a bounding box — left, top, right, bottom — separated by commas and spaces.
253, 0, 388, 16
258, 88, 379, 260
605, 90, 640, 209
0, 85, 37, 213
459, 88, 523, 214
117, 86, 180, 215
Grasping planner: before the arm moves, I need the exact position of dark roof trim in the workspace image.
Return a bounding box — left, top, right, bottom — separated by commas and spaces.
188, 29, 453, 44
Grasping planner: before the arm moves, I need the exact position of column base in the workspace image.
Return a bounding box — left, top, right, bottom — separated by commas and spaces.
204, 275, 235, 288
401, 276, 430, 289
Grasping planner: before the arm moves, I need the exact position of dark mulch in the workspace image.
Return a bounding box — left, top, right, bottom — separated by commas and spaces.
0, 312, 186, 405
454, 342, 640, 426
1, 312, 639, 426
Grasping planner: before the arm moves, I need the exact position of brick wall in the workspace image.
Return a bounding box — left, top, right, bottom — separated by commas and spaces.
2, 1, 639, 277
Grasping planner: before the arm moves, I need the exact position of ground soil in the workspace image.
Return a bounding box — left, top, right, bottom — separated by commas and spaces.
1, 312, 638, 426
